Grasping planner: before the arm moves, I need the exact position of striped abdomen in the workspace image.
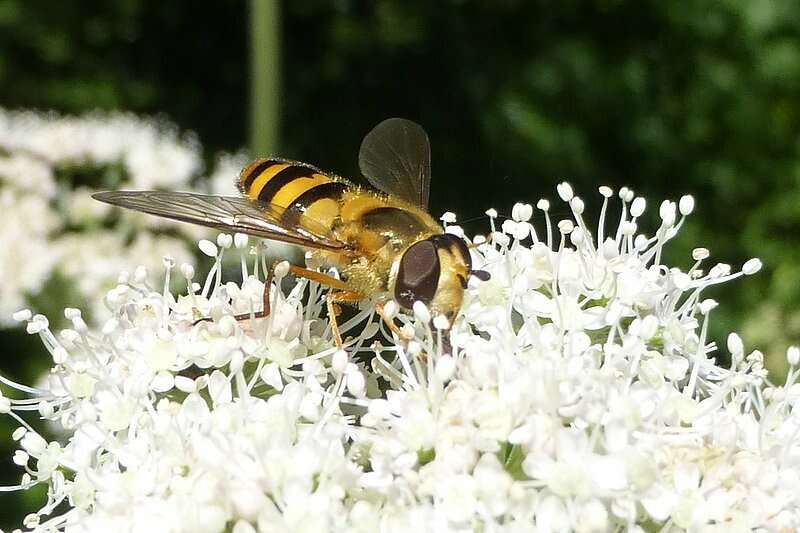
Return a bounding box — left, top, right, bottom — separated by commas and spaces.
238, 158, 349, 228
238, 157, 442, 259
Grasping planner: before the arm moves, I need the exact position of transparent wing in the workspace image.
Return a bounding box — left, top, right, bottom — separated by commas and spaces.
93, 190, 348, 252
358, 118, 431, 209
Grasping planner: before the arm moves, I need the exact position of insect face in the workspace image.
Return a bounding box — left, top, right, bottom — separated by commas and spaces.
392, 233, 473, 319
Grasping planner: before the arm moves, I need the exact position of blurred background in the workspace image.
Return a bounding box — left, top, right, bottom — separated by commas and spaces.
1, 0, 800, 527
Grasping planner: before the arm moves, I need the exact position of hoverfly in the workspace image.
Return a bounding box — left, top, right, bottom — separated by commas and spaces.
94, 118, 485, 345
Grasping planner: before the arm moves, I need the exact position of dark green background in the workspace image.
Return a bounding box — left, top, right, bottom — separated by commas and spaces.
2, 0, 800, 528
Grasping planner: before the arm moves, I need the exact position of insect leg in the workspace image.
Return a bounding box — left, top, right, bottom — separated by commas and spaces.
374, 302, 412, 342
217, 260, 282, 323
326, 291, 364, 348
194, 261, 352, 324
286, 264, 350, 291
232, 262, 351, 322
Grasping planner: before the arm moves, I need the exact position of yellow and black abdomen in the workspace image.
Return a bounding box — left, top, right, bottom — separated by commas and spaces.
239, 158, 349, 229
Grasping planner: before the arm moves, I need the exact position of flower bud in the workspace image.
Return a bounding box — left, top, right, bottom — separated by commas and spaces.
413, 301, 431, 323
679, 195, 695, 215
788, 346, 800, 367
630, 197, 646, 218
570, 197, 585, 215
512, 203, 533, 222
234, 233, 249, 248
217, 233, 233, 249
12, 309, 32, 322
742, 258, 762, 275
432, 315, 450, 330
557, 182, 574, 201
198, 239, 218, 257
332, 350, 349, 374
440, 211, 457, 224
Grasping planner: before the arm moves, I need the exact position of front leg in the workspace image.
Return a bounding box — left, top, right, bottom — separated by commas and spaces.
374, 301, 413, 343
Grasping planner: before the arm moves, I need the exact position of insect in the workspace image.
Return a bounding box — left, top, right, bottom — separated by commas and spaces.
94, 118, 486, 345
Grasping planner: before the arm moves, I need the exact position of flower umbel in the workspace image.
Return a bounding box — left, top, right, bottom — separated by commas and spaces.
0, 108, 247, 327
5, 184, 800, 532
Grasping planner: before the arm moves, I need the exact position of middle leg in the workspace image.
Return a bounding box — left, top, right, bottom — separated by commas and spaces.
232, 261, 351, 322
326, 290, 364, 348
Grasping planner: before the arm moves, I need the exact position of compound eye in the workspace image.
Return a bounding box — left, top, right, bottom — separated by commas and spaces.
395, 240, 441, 308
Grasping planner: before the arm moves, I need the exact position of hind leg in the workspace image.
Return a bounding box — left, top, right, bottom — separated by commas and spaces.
195, 261, 351, 324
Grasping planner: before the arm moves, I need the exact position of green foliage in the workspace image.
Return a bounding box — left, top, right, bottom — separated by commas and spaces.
497, 441, 528, 481
0, 0, 248, 151
2, 0, 800, 528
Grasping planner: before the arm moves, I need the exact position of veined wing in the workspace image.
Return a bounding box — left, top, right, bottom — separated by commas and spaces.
92, 190, 349, 252
358, 118, 431, 209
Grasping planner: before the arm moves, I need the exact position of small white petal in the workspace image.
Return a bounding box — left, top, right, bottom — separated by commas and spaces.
216, 233, 233, 249
260, 363, 283, 391
13, 450, 29, 466
181, 263, 195, 279
347, 370, 366, 397
557, 182, 574, 201
232, 520, 257, 533
742, 258, 762, 275
368, 398, 391, 418
134, 265, 148, 282
198, 239, 218, 257
432, 315, 450, 330
234, 232, 249, 248
151, 371, 175, 393
13, 309, 32, 322
208, 370, 232, 405
659, 200, 676, 226
511, 203, 533, 222
620, 220, 637, 236
332, 349, 349, 374
699, 299, 718, 314
787, 346, 800, 366
382, 300, 398, 319
569, 196, 585, 214
630, 197, 646, 217
727, 333, 744, 357
274, 260, 290, 278
679, 194, 695, 215
413, 301, 431, 323
435, 355, 456, 382
174, 375, 197, 393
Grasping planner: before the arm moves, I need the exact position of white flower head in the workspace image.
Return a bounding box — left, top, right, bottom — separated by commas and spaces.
0, 108, 255, 327
2, 184, 799, 533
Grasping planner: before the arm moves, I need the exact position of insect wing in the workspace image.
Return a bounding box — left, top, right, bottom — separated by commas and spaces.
92, 190, 348, 251
358, 118, 431, 209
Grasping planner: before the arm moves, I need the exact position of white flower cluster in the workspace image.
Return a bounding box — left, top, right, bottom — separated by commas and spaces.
4, 185, 800, 533
0, 108, 221, 325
